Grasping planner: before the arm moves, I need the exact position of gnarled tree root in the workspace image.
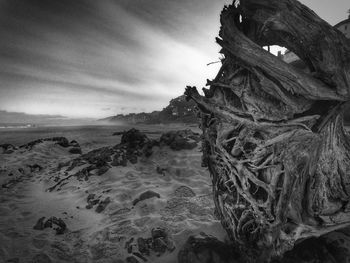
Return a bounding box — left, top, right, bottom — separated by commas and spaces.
186, 0, 350, 261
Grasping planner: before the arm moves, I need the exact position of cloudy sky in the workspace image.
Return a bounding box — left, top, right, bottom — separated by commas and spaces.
0, 0, 348, 118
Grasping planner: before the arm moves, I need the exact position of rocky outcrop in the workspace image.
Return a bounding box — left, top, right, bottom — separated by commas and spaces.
160, 129, 200, 150
48, 129, 158, 191
49, 128, 200, 192
100, 95, 198, 124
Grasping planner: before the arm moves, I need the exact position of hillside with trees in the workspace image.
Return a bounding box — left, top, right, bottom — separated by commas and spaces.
100, 95, 198, 124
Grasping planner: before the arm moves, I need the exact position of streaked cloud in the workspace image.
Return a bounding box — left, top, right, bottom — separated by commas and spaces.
0, 0, 347, 118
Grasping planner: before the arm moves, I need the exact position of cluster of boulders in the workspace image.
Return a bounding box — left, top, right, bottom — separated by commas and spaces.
159, 129, 200, 151
63, 129, 156, 175
33, 216, 67, 235
124, 227, 175, 262
51, 129, 201, 191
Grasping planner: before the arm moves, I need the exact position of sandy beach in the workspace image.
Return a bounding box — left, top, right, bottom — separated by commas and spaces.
0, 124, 228, 263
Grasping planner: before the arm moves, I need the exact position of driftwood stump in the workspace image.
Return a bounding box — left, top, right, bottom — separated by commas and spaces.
185, 0, 350, 261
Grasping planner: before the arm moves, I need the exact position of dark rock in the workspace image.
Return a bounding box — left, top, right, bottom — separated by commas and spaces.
86, 194, 99, 209
52, 137, 70, 147
153, 237, 168, 254
87, 193, 96, 201
150, 228, 170, 255
53, 217, 66, 235
27, 164, 43, 173
143, 143, 155, 157
44, 218, 53, 228
160, 130, 199, 151
151, 227, 167, 239
129, 154, 138, 164
69, 147, 82, 154
45, 217, 67, 235
70, 140, 80, 147
82, 147, 113, 166
137, 237, 150, 255
97, 165, 109, 175
0, 143, 13, 149
112, 130, 155, 164
121, 128, 148, 148
125, 237, 134, 253
33, 217, 46, 230
132, 228, 175, 259
178, 233, 238, 263
276, 235, 350, 263
112, 151, 128, 167
113, 131, 126, 136
33, 216, 66, 235
132, 190, 161, 206
156, 166, 168, 175
126, 256, 139, 263
95, 197, 111, 213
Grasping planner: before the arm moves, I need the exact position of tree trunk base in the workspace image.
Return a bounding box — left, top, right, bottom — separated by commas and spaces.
185, 0, 350, 261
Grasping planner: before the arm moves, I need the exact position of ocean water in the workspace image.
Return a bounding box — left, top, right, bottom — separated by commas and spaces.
0, 123, 199, 151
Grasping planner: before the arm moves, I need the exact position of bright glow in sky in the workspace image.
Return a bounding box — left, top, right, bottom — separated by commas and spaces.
0, 0, 348, 118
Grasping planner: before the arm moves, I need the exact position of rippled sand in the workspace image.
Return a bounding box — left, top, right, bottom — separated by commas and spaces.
0, 125, 227, 263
